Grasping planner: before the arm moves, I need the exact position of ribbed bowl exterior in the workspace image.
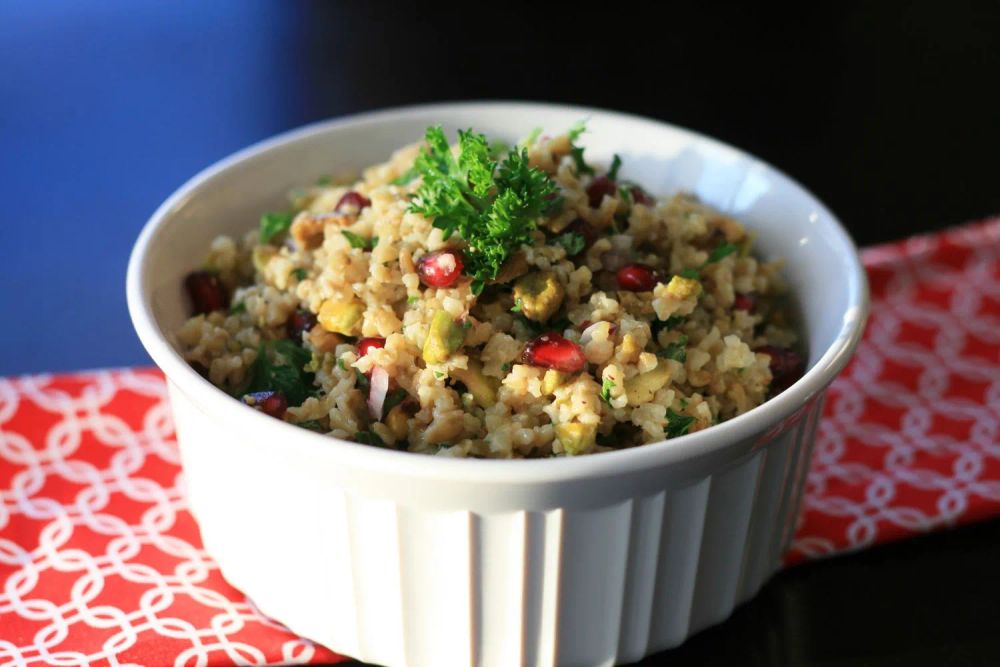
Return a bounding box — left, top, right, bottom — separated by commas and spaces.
170, 383, 825, 667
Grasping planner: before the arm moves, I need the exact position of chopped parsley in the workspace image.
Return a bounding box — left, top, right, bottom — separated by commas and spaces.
488, 139, 511, 159
607, 154, 622, 180
229, 301, 246, 315
290, 268, 307, 281
408, 126, 556, 293
259, 212, 295, 244
381, 388, 408, 419
665, 409, 695, 439
651, 315, 685, 339
618, 185, 633, 208
355, 429, 385, 447
600, 377, 615, 405
315, 175, 332, 186
510, 298, 524, 313
678, 268, 701, 280
553, 231, 586, 256
520, 127, 542, 149
407, 295, 421, 305
245, 339, 315, 406
567, 120, 594, 175
354, 368, 369, 392
658, 335, 689, 362
337, 357, 347, 371
297, 419, 326, 432
342, 230, 377, 250
705, 242, 739, 265
500, 362, 513, 373
390, 166, 419, 186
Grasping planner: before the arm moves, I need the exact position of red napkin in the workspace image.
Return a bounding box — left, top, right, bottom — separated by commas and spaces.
2, 218, 998, 665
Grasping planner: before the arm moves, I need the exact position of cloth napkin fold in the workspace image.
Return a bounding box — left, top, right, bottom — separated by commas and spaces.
2, 218, 998, 666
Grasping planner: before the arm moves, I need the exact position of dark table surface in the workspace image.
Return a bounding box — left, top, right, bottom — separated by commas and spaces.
3, 2, 999, 665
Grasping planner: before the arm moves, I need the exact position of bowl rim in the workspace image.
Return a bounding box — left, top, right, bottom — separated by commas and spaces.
126, 100, 869, 484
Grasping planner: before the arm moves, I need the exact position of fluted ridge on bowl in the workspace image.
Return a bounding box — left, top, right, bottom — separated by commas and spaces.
170, 382, 824, 667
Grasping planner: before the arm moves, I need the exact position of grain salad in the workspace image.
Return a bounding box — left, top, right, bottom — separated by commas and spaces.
176, 124, 804, 458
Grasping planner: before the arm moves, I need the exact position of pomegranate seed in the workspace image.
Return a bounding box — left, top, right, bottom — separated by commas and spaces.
185, 270, 228, 314
335, 191, 371, 213
243, 391, 288, 419
286, 309, 317, 341
631, 186, 653, 206
521, 333, 587, 373
417, 249, 464, 288
756, 345, 805, 394
357, 337, 386, 357
734, 293, 757, 312
616, 263, 658, 292
586, 175, 617, 208
562, 218, 596, 257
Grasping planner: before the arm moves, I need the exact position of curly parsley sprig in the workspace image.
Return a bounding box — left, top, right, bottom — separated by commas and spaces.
408, 126, 556, 294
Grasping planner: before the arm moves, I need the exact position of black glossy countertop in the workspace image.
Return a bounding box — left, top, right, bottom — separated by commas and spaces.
3, 3, 999, 665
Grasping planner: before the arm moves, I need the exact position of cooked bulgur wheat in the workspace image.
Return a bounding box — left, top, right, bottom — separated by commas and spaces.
177, 126, 802, 457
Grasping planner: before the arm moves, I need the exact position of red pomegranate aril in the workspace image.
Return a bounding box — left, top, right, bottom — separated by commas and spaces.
286, 309, 318, 341
757, 345, 805, 393
417, 249, 464, 288
586, 175, 617, 208
185, 270, 229, 314
335, 191, 371, 212
616, 263, 658, 292
522, 333, 587, 373
243, 391, 288, 419
562, 218, 596, 256
734, 293, 757, 313
357, 337, 386, 357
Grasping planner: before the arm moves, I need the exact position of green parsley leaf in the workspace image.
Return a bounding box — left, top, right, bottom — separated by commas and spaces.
664, 315, 685, 330
410, 127, 555, 294
259, 212, 295, 244
342, 230, 376, 249
658, 335, 689, 362
665, 409, 695, 439
381, 388, 408, 420
618, 185, 633, 208
500, 362, 512, 373
600, 377, 615, 405
678, 268, 700, 280
337, 357, 347, 371
354, 368, 369, 393
229, 301, 246, 315
705, 242, 739, 265
569, 146, 594, 176
245, 339, 316, 406
566, 120, 594, 176
407, 295, 420, 305
553, 231, 586, 256
520, 127, 543, 148
297, 419, 326, 432
355, 429, 385, 447
409, 126, 556, 287
315, 175, 332, 186
510, 298, 524, 313
607, 154, 622, 180
488, 139, 511, 159
390, 166, 419, 186
290, 268, 307, 281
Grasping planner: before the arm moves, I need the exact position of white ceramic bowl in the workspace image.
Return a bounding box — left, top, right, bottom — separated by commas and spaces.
127, 102, 868, 667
